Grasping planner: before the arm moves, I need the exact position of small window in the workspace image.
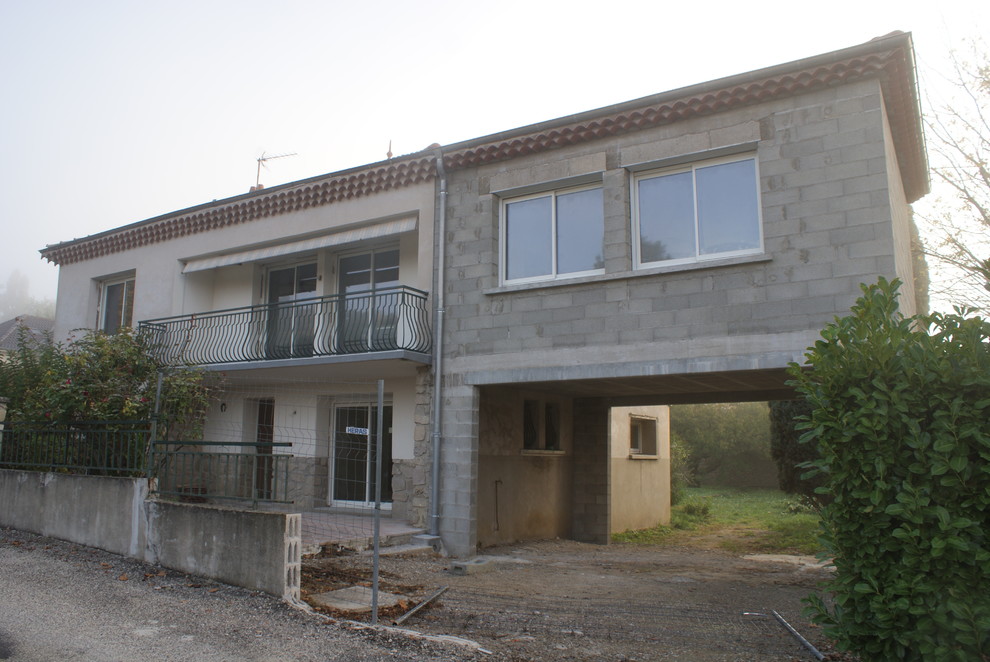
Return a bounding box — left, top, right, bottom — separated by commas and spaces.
523, 398, 561, 451
502, 185, 604, 284
101, 276, 135, 333
634, 155, 762, 267
630, 416, 658, 456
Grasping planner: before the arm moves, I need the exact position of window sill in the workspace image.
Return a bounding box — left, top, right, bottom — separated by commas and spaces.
627, 454, 659, 460
485, 253, 771, 295
521, 449, 567, 457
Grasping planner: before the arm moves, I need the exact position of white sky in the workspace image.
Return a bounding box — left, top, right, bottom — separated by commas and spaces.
1, 0, 987, 303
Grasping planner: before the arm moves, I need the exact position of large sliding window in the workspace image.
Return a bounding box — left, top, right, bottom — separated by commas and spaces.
633, 155, 762, 267
501, 185, 604, 284
266, 262, 318, 358
338, 248, 400, 353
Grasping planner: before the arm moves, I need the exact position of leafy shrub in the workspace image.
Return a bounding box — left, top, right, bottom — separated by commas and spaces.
669, 432, 692, 505
769, 399, 829, 505
0, 328, 214, 440
791, 278, 990, 661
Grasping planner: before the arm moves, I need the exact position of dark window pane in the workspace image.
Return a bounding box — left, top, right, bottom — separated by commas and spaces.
544, 402, 560, 451
103, 279, 134, 333
523, 399, 540, 450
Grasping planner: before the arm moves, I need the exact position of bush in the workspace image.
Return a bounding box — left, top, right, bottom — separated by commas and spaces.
768, 399, 829, 506
669, 432, 692, 505
792, 278, 990, 661
0, 328, 214, 440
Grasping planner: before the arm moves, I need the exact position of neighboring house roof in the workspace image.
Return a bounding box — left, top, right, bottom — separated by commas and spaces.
0, 315, 54, 352
39, 31, 927, 268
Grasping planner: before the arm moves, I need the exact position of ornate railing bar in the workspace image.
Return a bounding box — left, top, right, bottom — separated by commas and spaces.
139, 286, 431, 366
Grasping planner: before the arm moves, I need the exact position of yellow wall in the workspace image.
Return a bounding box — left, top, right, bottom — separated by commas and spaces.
609, 405, 671, 533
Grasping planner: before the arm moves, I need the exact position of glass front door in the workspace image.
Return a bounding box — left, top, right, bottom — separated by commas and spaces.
267, 263, 318, 358
337, 249, 399, 352
331, 404, 393, 505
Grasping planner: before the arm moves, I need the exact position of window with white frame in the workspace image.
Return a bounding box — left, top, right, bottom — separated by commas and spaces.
501, 185, 604, 283
633, 155, 762, 267
100, 276, 135, 333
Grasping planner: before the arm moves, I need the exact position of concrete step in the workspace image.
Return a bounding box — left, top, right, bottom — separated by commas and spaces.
303, 530, 435, 557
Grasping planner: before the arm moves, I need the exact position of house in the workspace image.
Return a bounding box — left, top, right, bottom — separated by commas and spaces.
0, 315, 54, 355
41, 159, 439, 529
41, 31, 927, 558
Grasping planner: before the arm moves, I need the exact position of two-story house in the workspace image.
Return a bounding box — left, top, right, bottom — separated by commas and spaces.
41, 158, 438, 527
42, 31, 927, 558
428, 31, 926, 555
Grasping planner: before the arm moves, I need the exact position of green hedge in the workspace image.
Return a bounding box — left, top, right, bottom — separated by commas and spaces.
791, 278, 990, 661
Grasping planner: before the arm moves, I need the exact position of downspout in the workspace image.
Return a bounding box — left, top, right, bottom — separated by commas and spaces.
429, 148, 447, 537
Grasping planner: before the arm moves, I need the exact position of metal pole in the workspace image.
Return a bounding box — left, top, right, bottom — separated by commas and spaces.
771, 610, 824, 661
147, 371, 165, 479
371, 379, 384, 625
429, 149, 447, 538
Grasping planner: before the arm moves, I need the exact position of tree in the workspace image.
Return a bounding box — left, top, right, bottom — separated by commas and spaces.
0, 327, 214, 441
792, 278, 990, 660
918, 43, 990, 311
669, 402, 772, 487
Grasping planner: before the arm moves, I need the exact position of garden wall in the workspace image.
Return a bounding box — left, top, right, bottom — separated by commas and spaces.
0, 469, 300, 601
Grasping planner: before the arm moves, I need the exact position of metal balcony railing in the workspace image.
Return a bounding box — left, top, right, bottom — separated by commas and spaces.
138, 286, 431, 366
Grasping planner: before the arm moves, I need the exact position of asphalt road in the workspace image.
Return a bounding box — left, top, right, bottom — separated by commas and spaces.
0, 528, 486, 662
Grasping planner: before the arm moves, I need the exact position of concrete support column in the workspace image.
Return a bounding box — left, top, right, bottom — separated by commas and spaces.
571, 398, 611, 543
437, 378, 480, 557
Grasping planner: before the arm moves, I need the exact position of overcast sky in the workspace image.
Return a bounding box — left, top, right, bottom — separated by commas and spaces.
1, 0, 986, 305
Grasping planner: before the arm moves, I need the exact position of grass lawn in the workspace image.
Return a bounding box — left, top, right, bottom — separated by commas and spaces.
613, 487, 824, 555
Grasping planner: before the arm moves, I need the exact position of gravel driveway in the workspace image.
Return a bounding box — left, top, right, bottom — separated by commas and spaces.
1, 527, 834, 662
303, 540, 835, 662
0, 527, 487, 662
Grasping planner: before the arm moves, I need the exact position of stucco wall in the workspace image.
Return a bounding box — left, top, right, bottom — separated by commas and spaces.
52, 182, 436, 342
609, 406, 671, 534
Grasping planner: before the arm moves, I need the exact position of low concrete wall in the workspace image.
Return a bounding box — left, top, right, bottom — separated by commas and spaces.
0, 470, 148, 558
0, 469, 300, 601
145, 500, 301, 601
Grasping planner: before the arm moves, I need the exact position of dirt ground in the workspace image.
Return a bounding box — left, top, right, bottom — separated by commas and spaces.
302, 538, 842, 662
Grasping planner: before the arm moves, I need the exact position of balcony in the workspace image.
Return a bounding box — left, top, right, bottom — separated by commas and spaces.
139, 286, 431, 367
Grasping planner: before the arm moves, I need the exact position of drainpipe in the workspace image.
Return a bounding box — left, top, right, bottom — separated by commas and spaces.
429, 148, 447, 538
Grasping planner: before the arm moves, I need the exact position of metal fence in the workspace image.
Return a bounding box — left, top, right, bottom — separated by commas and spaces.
0, 420, 149, 476
150, 440, 293, 504
0, 420, 295, 505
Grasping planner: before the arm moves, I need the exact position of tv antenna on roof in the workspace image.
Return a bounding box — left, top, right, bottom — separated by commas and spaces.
254, 151, 297, 190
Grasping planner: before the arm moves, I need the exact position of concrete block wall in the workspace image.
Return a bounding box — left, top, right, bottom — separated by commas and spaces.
436, 377, 479, 557
571, 399, 610, 544
435, 77, 918, 556
440, 79, 910, 378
